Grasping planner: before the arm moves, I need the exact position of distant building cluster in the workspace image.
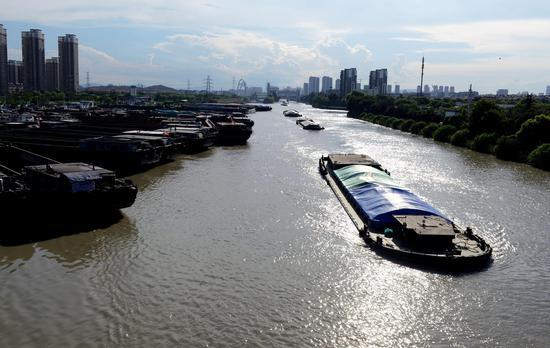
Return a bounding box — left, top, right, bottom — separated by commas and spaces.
416, 84, 456, 98
300, 67, 397, 98
0, 24, 79, 96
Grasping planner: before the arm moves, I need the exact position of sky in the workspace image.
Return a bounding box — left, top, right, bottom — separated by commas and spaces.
2, 0, 550, 93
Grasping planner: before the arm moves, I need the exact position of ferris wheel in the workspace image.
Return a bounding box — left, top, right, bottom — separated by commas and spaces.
236, 79, 247, 95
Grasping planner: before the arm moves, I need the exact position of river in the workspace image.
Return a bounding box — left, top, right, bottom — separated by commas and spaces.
1, 103, 549, 347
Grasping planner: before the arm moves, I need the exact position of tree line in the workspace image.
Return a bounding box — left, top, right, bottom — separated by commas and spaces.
345, 92, 550, 171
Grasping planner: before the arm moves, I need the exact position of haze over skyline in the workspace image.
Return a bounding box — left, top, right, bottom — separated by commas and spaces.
2, 0, 550, 93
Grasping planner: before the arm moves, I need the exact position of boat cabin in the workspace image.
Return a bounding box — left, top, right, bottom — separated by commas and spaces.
23, 163, 115, 193
393, 215, 456, 245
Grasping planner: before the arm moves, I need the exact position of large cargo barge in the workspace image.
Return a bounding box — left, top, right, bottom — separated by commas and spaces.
319, 154, 492, 269
0, 162, 137, 215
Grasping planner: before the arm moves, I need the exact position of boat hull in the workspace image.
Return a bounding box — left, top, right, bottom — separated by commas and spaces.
319, 155, 492, 269
0, 182, 138, 215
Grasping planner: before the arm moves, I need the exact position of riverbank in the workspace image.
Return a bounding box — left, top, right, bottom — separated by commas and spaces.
349, 112, 550, 171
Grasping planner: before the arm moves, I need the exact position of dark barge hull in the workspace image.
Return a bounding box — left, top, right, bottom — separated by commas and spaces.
214, 125, 253, 145
0, 184, 137, 215
319, 155, 492, 269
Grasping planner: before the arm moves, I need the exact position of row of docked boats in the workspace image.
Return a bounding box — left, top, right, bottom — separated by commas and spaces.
0, 109, 255, 174
319, 153, 492, 269
0, 105, 257, 238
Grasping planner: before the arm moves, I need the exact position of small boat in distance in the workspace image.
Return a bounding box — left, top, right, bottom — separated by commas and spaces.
319, 153, 492, 269
281, 100, 289, 106
296, 118, 324, 130
283, 109, 302, 117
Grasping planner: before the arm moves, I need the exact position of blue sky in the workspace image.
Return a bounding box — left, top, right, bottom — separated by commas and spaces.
2, 0, 550, 93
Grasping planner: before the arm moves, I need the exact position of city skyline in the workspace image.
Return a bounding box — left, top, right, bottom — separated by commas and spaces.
1, 1, 550, 93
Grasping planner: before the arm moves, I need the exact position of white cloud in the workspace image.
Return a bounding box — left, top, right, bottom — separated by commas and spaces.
79, 44, 165, 86
7, 1, 549, 91
151, 29, 370, 86
80, 45, 118, 64
395, 19, 550, 92
405, 19, 550, 54
399, 56, 550, 93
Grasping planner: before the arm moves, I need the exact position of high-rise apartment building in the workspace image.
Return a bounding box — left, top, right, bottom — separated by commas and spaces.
321, 76, 333, 93
339, 68, 357, 97
302, 82, 309, 96
432, 85, 438, 97
395, 85, 400, 94
45, 57, 60, 91
387, 85, 392, 94
368, 68, 388, 95
423, 84, 430, 94
0, 24, 8, 96
369, 71, 376, 92
8, 60, 23, 87
308, 76, 320, 94
22, 29, 45, 91
335, 79, 340, 91
450, 86, 455, 95
546, 85, 550, 96
496, 89, 509, 97
58, 34, 79, 93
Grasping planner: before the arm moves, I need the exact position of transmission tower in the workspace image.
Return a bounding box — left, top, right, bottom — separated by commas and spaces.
204, 75, 213, 94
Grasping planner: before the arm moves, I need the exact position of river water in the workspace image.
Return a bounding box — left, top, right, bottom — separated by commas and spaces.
1, 103, 549, 347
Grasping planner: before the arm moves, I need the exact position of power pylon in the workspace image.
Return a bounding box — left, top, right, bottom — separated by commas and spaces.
204, 75, 213, 94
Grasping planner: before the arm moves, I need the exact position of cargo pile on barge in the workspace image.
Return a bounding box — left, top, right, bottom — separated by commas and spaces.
319, 153, 492, 268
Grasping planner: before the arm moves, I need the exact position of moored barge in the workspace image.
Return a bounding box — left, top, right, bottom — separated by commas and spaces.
319, 153, 492, 269
0, 162, 137, 215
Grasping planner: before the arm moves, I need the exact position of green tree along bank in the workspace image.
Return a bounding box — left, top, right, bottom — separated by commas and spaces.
346, 91, 550, 171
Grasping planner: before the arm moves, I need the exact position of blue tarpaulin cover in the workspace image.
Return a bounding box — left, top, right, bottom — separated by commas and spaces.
347, 185, 449, 225
334, 165, 449, 227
